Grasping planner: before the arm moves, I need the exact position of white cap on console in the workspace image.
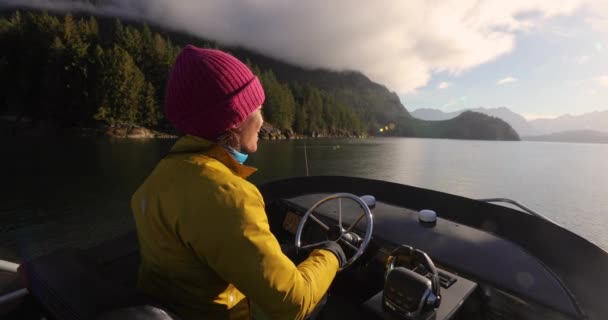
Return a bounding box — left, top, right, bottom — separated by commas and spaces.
419, 209, 437, 224
360, 195, 376, 209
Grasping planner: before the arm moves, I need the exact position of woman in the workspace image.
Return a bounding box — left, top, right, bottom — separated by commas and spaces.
131, 45, 346, 320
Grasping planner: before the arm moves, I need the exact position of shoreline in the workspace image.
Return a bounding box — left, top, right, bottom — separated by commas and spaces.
0, 121, 367, 140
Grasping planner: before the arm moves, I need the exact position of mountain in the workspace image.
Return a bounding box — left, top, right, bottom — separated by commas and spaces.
529, 111, 608, 134
137, 12, 516, 140
407, 111, 519, 141
0, 9, 519, 141
227, 48, 410, 133
411, 107, 539, 136
409, 108, 460, 121
227, 55, 518, 139
472, 107, 539, 136
523, 130, 608, 144
412, 107, 608, 138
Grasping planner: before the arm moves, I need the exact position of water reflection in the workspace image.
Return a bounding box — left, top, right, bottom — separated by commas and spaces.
1, 136, 607, 261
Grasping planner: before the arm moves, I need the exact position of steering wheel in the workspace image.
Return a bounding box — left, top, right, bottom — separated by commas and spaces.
294, 193, 373, 270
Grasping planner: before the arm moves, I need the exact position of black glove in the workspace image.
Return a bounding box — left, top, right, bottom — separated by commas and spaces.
317, 241, 347, 268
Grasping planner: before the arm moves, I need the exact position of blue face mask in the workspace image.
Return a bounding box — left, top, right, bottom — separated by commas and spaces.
226, 147, 249, 164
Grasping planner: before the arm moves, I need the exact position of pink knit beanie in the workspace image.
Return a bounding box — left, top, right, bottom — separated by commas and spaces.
165, 45, 265, 139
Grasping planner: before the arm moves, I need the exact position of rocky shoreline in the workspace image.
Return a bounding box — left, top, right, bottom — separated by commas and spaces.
258, 123, 365, 140
1, 119, 365, 140
97, 126, 178, 139
0, 120, 178, 139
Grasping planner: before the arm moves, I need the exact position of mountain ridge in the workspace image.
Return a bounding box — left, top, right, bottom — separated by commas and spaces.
0, 8, 519, 141
411, 107, 539, 136
523, 130, 608, 144
412, 107, 608, 138
529, 110, 608, 134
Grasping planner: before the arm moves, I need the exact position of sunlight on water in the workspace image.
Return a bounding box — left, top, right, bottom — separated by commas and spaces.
250, 138, 608, 252
1, 137, 607, 261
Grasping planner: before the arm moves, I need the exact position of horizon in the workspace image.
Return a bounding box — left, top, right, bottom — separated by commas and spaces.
407, 106, 608, 121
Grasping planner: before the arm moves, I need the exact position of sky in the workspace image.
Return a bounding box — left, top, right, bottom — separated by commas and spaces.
403, 3, 608, 119
2, 0, 607, 119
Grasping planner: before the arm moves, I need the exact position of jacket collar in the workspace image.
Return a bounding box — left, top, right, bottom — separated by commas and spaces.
169, 135, 257, 179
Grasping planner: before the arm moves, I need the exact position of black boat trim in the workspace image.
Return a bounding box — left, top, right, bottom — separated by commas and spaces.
259, 176, 606, 319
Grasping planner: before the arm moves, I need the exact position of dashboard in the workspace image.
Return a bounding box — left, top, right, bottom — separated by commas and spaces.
271, 193, 579, 320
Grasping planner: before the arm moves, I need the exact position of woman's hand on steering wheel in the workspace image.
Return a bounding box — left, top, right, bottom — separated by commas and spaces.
295, 193, 374, 271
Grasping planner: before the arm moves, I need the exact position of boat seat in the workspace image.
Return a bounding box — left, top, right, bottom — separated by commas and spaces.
18, 249, 181, 320
96, 305, 179, 320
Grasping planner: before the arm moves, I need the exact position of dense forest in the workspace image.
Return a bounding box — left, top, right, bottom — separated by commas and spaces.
0, 11, 174, 129
0, 10, 519, 140
0, 10, 364, 136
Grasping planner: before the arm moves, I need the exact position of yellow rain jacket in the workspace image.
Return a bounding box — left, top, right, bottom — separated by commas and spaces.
131, 135, 339, 320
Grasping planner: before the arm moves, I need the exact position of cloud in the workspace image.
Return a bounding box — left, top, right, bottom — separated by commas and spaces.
587, 17, 608, 32
0, 0, 591, 93
437, 82, 451, 89
497, 77, 518, 85
575, 55, 590, 64
595, 75, 608, 87
584, 1, 608, 32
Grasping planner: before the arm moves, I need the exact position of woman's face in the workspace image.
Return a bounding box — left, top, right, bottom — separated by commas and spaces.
238, 108, 264, 153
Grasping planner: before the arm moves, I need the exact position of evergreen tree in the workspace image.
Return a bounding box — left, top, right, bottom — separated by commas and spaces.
114, 19, 124, 46
0, 13, 17, 114
259, 69, 295, 130
139, 82, 160, 126
0, 11, 373, 136
95, 45, 145, 125
293, 106, 308, 133
121, 26, 143, 64
322, 93, 337, 131
58, 13, 95, 124
301, 85, 325, 133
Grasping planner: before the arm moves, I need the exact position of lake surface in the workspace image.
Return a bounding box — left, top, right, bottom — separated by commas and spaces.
1, 136, 607, 262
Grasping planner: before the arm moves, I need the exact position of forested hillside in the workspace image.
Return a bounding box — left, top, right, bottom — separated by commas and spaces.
409, 111, 519, 140
0, 10, 365, 136
0, 10, 519, 141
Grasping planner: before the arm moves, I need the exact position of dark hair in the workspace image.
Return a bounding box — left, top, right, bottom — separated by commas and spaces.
215, 129, 241, 151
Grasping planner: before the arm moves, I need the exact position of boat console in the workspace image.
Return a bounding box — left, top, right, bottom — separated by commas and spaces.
272, 190, 583, 320
363, 258, 477, 320
7, 176, 606, 320
380, 245, 444, 319
276, 193, 480, 320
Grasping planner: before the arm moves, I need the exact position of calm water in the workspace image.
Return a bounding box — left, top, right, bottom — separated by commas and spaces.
1, 137, 607, 262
